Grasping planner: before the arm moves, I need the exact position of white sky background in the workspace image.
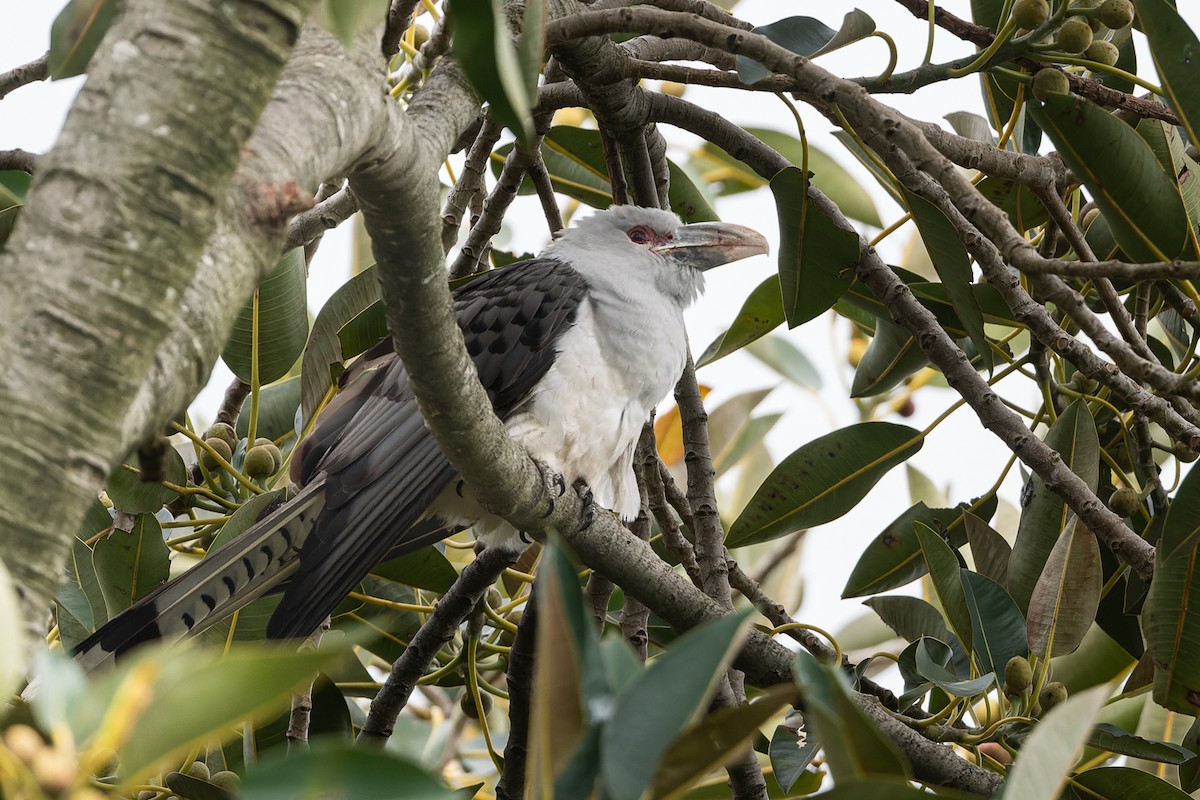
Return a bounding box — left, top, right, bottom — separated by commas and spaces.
4, 1, 1197, 637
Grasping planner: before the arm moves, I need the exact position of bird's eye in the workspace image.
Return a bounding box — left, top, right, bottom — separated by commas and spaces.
628, 226, 651, 244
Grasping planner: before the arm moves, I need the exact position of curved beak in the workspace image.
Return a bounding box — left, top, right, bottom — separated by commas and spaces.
653, 221, 770, 271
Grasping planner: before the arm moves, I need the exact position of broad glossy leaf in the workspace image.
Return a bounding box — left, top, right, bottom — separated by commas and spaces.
945, 112, 994, 144
864, 595, 952, 644
56, 582, 93, 651
235, 376, 301, 445
843, 499, 995, 597
737, 16, 838, 84
728, 422, 923, 547
649, 685, 794, 799
300, 265, 379, 425
771, 166, 861, 328
768, 712, 820, 793
106, 446, 186, 514
1137, 0, 1200, 153
47, 0, 117, 78
977, 176, 1047, 231
98, 645, 348, 780
602, 612, 751, 800
915, 523, 972, 651
1009, 400, 1099, 612
913, 637, 994, 696
0, 558, 24, 702
715, 413, 782, 477
1005, 686, 1109, 800
705, 387, 774, 475
850, 317, 928, 397
1026, 517, 1102, 658
241, 743, 455, 800
92, 513, 169, 617
1086, 724, 1192, 764
222, 249, 309, 385
1144, 539, 1200, 713
0, 170, 30, 247
745, 335, 822, 389
961, 570, 1026, 680
903, 189, 990, 370
697, 275, 784, 365
965, 511, 1010, 588
1066, 765, 1191, 800
370, 546, 458, 594
793, 654, 910, 780
1031, 94, 1195, 262
451, 0, 535, 147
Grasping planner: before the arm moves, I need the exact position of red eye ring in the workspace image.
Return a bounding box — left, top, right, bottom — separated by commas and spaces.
628, 225, 652, 244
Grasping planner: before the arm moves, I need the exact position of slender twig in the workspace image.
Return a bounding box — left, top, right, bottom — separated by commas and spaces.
382, 0, 422, 58
358, 548, 518, 742
442, 118, 502, 253
495, 588, 537, 800
284, 184, 357, 251
0, 53, 48, 99
0, 148, 36, 173
286, 616, 330, 751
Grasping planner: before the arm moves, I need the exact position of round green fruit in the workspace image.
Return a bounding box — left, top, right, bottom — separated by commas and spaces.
201, 437, 233, 469
1013, 0, 1050, 28
1038, 681, 1068, 714
204, 422, 238, 450
243, 445, 278, 478
1057, 17, 1094, 53
1032, 68, 1072, 101
1108, 487, 1140, 517
252, 437, 283, 471
210, 771, 241, 791
1098, 0, 1135, 29
460, 691, 493, 720
185, 761, 210, 781
1004, 655, 1034, 695
1084, 40, 1120, 66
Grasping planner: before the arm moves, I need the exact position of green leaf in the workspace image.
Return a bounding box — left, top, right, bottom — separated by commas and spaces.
792, 654, 910, 780
235, 376, 301, 445
1026, 516, 1102, 658
451, 0, 535, 147
1144, 538, 1200, 713
864, 595, 952, 644
47, 0, 118, 78
105, 446, 186, 514
0, 557, 25, 702
965, 511, 1010, 588
0, 170, 31, 248
222, 249, 309, 385
770, 166, 861, 328
1086, 724, 1192, 764
961, 569, 1026, 680
843, 500, 993, 597
1066, 765, 1192, 800
915, 522, 973, 652
1031, 93, 1195, 262
850, 317, 928, 397
902, 189, 991, 371
737, 16, 837, 83
1009, 400, 1099, 612
370, 546, 459, 594
768, 712, 820, 792
649, 685, 794, 799
300, 265, 380, 425
92, 513, 170, 617
164, 771, 234, 800
56, 582, 94, 651
728, 422, 923, 548
531, 542, 604, 790
1004, 686, 1109, 800
977, 175, 1048, 231
241, 742, 457, 800
602, 612, 752, 800
745, 336, 822, 389
913, 637, 994, 697
1136, 0, 1200, 158
697, 275, 785, 366
98, 644, 349, 781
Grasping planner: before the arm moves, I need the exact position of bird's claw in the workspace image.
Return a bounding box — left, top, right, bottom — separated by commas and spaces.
573, 478, 595, 529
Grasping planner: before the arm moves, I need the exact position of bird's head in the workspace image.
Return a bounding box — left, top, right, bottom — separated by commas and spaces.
544, 205, 769, 305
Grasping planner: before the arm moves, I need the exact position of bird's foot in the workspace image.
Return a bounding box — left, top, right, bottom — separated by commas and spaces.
573, 478, 595, 529
531, 458, 567, 519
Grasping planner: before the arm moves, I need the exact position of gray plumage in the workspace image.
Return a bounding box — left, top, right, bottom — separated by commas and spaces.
75, 206, 767, 670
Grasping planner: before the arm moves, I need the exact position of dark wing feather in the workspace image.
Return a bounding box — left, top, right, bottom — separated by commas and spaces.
268, 258, 588, 638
